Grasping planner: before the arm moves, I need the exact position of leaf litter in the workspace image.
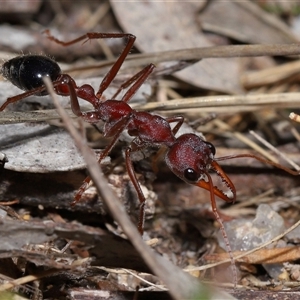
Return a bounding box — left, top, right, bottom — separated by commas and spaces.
1, 1, 300, 299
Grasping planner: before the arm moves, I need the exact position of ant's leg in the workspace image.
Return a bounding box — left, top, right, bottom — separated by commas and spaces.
44, 31, 136, 99
111, 64, 155, 101
165, 116, 185, 135
215, 153, 300, 176
203, 170, 237, 287
0, 72, 98, 121
51, 74, 87, 119
0, 85, 47, 111
73, 115, 132, 204
125, 146, 147, 235
52, 74, 105, 123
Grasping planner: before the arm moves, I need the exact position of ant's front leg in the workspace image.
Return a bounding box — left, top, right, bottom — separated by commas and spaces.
215, 153, 300, 176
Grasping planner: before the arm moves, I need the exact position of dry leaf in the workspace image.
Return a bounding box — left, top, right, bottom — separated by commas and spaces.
200, 1, 298, 44
0, 123, 86, 172
110, 1, 242, 94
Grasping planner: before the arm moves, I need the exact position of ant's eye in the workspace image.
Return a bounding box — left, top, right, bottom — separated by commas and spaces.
205, 141, 216, 156
184, 168, 199, 182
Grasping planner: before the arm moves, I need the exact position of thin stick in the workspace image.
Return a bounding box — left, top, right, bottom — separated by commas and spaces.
249, 130, 300, 171
133, 93, 300, 112
0, 269, 59, 292
1, 92, 300, 125
213, 119, 278, 163
68, 43, 300, 73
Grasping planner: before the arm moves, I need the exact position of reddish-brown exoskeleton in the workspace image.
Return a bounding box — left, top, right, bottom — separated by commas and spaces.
1, 31, 299, 283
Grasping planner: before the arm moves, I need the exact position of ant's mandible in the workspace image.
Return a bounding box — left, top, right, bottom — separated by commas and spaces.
0, 32, 299, 279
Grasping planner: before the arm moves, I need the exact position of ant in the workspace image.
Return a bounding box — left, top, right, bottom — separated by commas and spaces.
0, 31, 299, 283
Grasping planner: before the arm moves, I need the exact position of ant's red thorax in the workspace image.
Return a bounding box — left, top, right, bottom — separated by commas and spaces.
128, 112, 176, 146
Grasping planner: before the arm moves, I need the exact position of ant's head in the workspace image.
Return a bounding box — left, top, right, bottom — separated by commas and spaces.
165, 133, 236, 202
165, 133, 216, 184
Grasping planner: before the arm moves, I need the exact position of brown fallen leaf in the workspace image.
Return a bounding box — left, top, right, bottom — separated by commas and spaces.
205, 246, 300, 264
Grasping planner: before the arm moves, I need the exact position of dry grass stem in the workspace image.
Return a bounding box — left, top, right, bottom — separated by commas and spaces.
249, 130, 300, 171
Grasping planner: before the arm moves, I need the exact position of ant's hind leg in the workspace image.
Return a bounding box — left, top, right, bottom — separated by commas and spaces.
44, 30, 136, 100
0, 85, 48, 111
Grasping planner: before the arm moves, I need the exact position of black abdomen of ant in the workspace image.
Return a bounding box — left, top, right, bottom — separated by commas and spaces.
1, 55, 61, 95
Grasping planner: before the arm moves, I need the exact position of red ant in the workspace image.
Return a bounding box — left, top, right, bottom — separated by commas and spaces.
0, 31, 299, 282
